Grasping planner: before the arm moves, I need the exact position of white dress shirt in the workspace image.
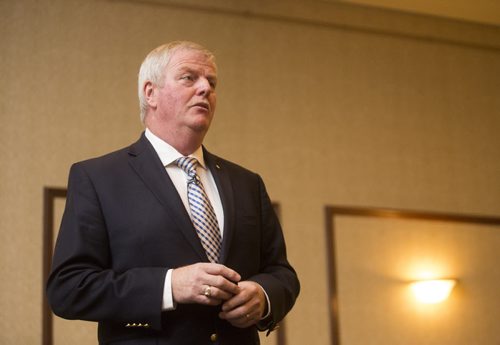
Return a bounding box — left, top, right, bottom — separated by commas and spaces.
145, 128, 224, 310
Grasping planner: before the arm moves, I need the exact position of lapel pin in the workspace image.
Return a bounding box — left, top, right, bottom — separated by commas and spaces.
216, 164, 221, 169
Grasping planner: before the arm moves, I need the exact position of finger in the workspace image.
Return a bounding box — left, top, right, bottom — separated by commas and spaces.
205, 275, 240, 296
221, 290, 250, 312
219, 309, 258, 328
219, 302, 258, 321
193, 285, 219, 306
239, 312, 257, 327
202, 297, 224, 306
221, 281, 260, 312
203, 285, 236, 301
203, 263, 241, 283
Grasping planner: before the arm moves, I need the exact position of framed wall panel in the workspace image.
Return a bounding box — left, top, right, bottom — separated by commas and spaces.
42, 187, 66, 345
268, 203, 287, 345
325, 206, 500, 345
43, 187, 97, 345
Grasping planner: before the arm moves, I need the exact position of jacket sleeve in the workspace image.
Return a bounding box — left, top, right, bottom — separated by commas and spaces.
248, 175, 300, 333
46, 162, 167, 330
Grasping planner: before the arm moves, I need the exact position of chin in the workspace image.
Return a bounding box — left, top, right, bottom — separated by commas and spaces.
190, 116, 213, 131
189, 121, 211, 133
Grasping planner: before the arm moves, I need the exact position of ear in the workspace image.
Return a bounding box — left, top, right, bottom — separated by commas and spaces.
143, 81, 157, 109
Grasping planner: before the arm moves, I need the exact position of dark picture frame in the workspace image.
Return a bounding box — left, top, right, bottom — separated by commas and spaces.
42, 187, 67, 345
271, 203, 287, 345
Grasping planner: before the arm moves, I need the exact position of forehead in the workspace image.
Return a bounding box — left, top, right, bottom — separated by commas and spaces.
166, 48, 217, 75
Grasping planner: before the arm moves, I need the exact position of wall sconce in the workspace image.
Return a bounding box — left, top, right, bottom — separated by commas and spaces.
410, 279, 456, 304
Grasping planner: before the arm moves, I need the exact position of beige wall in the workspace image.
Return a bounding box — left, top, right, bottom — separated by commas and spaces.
1, 0, 499, 344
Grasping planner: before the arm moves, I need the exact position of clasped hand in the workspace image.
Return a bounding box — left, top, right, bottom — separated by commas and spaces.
171, 263, 266, 328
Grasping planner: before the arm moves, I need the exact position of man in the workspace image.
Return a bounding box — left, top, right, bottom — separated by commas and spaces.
46, 41, 300, 345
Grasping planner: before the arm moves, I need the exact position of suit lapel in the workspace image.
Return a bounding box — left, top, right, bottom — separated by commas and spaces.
204, 149, 235, 264
127, 134, 208, 262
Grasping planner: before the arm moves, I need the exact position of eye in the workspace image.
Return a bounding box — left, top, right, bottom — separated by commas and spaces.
208, 78, 217, 89
181, 74, 195, 81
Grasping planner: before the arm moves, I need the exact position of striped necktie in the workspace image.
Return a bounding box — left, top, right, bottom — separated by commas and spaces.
176, 156, 222, 263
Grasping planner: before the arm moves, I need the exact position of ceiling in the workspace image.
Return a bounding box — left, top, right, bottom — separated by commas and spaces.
325, 0, 500, 27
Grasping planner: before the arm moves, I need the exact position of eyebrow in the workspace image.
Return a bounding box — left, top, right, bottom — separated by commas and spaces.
178, 67, 217, 83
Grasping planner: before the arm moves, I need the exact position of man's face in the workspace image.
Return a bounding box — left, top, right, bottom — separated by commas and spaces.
151, 48, 217, 135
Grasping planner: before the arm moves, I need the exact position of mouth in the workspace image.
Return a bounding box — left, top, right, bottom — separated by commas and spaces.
191, 102, 210, 112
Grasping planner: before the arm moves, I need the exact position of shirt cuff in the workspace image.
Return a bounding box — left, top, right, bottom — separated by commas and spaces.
162, 269, 177, 311
259, 284, 272, 320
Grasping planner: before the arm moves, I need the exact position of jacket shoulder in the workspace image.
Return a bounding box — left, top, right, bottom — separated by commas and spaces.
205, 150, 259, 178
71, 134, 148, 172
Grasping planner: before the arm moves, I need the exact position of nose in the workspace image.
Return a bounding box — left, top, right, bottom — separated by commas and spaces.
196, 77, 213, 96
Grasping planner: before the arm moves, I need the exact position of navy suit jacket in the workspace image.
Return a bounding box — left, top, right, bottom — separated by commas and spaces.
47, 133, 300, 345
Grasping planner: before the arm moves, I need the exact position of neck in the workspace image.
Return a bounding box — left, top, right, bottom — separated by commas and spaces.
169, 134, 205, 156
147, 125, 206, 156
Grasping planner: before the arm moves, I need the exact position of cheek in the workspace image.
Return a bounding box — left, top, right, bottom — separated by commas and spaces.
158, 93, 180, 113
210, 94, 217, 111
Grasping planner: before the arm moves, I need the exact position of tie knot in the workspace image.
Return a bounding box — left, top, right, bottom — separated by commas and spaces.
176, 157, 200, 185
176, 156, 198, 174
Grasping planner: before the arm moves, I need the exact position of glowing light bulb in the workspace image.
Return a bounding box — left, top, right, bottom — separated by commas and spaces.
410, 279, 456, 304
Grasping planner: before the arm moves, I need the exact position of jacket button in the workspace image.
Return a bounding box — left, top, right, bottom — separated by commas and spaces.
210, 333, 218, 342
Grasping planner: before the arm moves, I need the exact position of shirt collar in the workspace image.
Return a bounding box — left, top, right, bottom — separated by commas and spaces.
144, 128, 206, 169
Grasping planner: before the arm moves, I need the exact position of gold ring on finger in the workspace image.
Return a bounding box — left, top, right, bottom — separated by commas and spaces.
204, 285, 212, 297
